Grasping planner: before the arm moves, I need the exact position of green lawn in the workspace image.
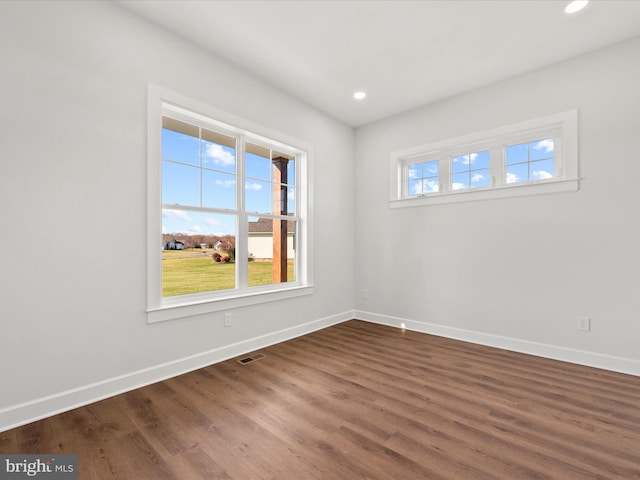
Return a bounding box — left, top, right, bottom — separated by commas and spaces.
162, 254, 295, 297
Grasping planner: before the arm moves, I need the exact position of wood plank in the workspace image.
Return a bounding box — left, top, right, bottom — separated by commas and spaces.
1, 320, 639, 479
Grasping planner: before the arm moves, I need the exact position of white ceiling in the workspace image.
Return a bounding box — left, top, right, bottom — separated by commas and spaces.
118, 0, 640, 127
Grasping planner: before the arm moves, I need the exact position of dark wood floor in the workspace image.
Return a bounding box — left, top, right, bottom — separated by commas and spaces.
2, 320, 640, 479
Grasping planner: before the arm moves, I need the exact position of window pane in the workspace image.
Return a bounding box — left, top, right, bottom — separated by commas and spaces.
246, 145, 272, 181
424, 160, 439, 176
452, 155, 469, 173
506, 163, 528, 184
408, 164, 421, 180
162, 210, 236, 296
287, 186, 296, 214
471, 169, 490, 188
409, 179, 423, 196
245, 179, 272, 214
202, 170, 236, 210
407, 160, 439, 196
162, 125, 200, 167
248, 216, 296, 287
530, 159, 554, 181
201, 142, 236, 173
162, 161, 200, 206
530, 139, 554, 161
452, 172, 469, 190
471, 150, 490, 169
287, 159, 296, 189
201, 129, 236, 173
506, 143, 528, 165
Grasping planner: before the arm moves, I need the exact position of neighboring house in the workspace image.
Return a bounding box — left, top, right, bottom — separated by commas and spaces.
248, 217, 295, 260
164, 239, 185, 250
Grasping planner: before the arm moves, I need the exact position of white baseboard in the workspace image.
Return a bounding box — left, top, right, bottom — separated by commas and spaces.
0, 310, 354, 433
355, 310, 640, 377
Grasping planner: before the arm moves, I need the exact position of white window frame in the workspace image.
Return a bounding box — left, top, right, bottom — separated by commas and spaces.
390, 110, 579, 208
147, 85, 313, 324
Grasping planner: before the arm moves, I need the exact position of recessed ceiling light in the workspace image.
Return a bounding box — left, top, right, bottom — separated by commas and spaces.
565, 0, 589, 14
353, 91, 366, 100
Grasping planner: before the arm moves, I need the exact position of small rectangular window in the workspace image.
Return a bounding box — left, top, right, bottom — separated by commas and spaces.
451, 150, 490, 190
408, 160, 439, 196
506, 139, 554, 184
390, 110, 578, 208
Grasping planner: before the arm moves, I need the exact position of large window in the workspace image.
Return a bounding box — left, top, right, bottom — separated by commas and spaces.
147, 86, 312, 323
390, 110, 578, 207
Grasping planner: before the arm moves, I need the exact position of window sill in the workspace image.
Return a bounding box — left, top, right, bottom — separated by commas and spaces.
390, 178, 579, 208
147, 285, 314, 324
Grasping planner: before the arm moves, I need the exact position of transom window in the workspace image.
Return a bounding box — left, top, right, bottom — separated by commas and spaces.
408, 160, 439, 195
506, 139, 554, 184
390, 110, 578, 207
451, 150, 490, 190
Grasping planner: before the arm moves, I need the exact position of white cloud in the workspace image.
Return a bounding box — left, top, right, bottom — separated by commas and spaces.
531, 170, 553, 180
471, 173, 484, 183
204, 217, 221, 227
162, 224, 167, 234
452, 156, 467, 168
423, 179, 439, 193
452, 182, 466, 191
532, 139, 554, 153
188, 225, 203, 234
453, 153, 478, 167
215, 179, 235, 188
410, 179, 439, 195
162, 209, 192, 221
245, 182, 263, 191
506, 172, 520, 184
204, 143, 235, 166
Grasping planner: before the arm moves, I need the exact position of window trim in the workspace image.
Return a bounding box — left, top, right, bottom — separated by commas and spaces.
147, 84, 314, 323
390, 110, 579, 208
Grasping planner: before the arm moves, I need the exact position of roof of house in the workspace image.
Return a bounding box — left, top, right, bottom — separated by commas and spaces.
248, 217, 295, 234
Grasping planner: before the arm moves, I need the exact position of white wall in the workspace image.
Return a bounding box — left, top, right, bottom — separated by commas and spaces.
0, 1, 354, 430
248, 235, 295, 260
355, 37, 640, 373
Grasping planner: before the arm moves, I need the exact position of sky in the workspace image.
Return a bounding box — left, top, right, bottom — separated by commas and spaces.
161, 127, 296, 237
408, 138, 554, 196
163, 128, 553, 234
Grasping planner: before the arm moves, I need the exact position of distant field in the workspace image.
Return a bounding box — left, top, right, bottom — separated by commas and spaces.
162, 250, 295, 297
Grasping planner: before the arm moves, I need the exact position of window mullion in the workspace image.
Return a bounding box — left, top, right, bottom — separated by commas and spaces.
554, 136, 563, 179
440, 156, 451, 194
492, 145, 504, 188
199, 126, 203, 207
237, 135, 248, 293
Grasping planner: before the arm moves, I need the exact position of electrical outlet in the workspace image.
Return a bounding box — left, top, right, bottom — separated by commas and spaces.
224, 312, 232, 327
577, 316, 591, 331
362, 289, 368, 299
